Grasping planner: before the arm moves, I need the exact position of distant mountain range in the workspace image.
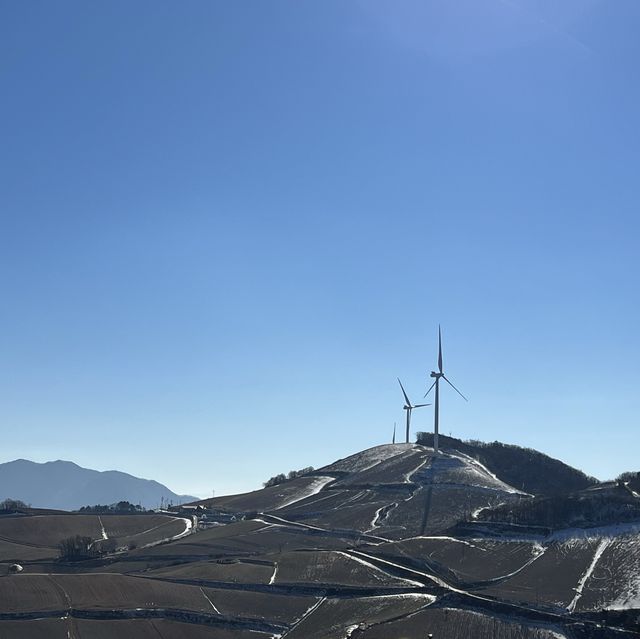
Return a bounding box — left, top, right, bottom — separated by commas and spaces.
0, 459, 197, 511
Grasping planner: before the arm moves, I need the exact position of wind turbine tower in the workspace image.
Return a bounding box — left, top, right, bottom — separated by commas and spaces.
424, 326, 467, 454
398, 379, 430, 444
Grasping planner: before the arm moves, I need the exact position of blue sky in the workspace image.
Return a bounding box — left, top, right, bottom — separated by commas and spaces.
1, 1, 639, 497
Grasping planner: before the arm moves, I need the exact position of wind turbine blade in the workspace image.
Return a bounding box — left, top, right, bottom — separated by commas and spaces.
424, 380, 436, 398
398, 378, 411, 406
443, 375, 468, 402
438, 325, 443, 374
413, 403, 431, 408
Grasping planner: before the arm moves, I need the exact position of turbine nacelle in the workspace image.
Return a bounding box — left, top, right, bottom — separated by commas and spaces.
397, 378, 431, 444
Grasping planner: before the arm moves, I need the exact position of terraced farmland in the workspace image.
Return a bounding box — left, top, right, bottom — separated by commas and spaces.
3, 444, 640, 637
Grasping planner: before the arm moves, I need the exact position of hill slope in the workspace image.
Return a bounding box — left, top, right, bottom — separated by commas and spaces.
0, 459, 197, 510
416, 433, 598, 496
203, 443, 529, 539
3, 443, 640, 638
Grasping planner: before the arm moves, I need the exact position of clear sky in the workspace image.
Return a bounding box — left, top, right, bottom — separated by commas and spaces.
1, 1, 639, 498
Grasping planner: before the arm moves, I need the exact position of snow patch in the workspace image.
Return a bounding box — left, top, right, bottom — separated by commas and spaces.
568, 538, 611, 612
439, 607, 568, 638
323, 444, 417, 474
291, 596, 325, 626
440, 450, 530, 495
347, 550, 459, 592
368, 502, 400, 531
603, 535, 640, 609
466, 521, 640, 544
269, 562, 278, 585
199, 587, 220, 614
141, 516, 192, 548
406, 535, 487, 550
369, 506, 386, 531
274, 476, 335, 510
337, 551, 425, 587
550, 521, 640, 542
261, 513, 327, 532
404, 455, 430, 483
98, 516, 108, 540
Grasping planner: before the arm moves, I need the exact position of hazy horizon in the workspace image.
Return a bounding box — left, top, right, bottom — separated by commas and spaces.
0, 433, 629, 500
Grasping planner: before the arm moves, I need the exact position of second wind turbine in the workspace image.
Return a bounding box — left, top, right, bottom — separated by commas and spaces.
398, 379, 430, 444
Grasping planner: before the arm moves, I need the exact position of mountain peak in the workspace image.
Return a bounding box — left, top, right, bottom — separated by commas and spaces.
0, 459, 197, 510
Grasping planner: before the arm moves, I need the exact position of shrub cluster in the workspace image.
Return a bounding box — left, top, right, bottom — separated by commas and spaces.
77, 501, 146, 514
263, 466, 315, 488
0, 499, 29, 512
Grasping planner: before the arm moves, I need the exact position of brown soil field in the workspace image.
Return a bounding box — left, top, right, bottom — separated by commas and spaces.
278, 487, 371, 516
130, 520, 269, 559
1, 573, 230, 613
284, 594, 434, 639
88, 558, 177, 574
481, 538, 600, 608
0, 515, 102, 547
0, 538, 57, 562
358, 605, 568, 639
371, 537, 538, 585
73, 619, 268, 639
320, 444, 411, 474
0, 618, 269, 639
101, 514, 185, 540
0, 513, 187, 567
146, 519, 266, 548
201, 589, 319, 624
150, 558, 275, 584
141, 520, 355, 561
273, 549, 418, 587
52, 573, 215, 611
0, 619, 68, 639
119, 518, 187, 548
249, 523, 359, 552
207, 475, 335, 512
384, 484, 512, 536
298, 498, 389, 533
576, 534, 640, 611
0, 574, 65, 611
330, 448, 427, 487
